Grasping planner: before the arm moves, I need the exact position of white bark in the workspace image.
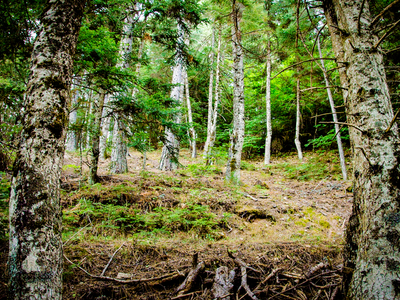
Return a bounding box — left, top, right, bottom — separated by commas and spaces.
159, 24, 185, 171
324, 0, 400, 298
226, 6, 245, 184
8, 1, 84, 298
110, 16, 134, 174
99, 94, 110, 160
206, 25, 222, 165
185, 71, 197, 158
85, 94, 93, 149
264, 40, 272, 165
203, 26, 215, 158
294, 77, 303, 160
317, 36, 347, 180
66, 81, 79, 152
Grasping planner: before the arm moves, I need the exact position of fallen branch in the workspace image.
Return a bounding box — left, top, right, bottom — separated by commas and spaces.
171, 291, 202, 300
101, 242, 125, 277
176, 253, 205, 296
212, 266, 235, 300
64, 254, 183, 284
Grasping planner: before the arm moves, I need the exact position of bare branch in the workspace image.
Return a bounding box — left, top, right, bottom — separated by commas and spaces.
370, 0, 400, 28
385, 108, 400, 133
271, 58, 338, 80
358, 0, 367, 34
100, 242, 125, 277
301, 86, 346, 92
373, 19, 400, 50
319, 121, 363, 132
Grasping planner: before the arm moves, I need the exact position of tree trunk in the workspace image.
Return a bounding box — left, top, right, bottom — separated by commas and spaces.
206, 24, 222, 166
185, 71, 197, 158
317, 36, 347, 180
226, 3, 245, 184
203, 26, 215, 158
323, 0, 400, 298
264, 39, 272, 165
89, 92, 106, 184
294, 77, 303, 160
99, 94, 110, 160
66, 80, 79, 152
85, 93, 93, 149
110, 15, 134, 174
159, 23, 185, 171
8, 1, 85, 298
110, 119, 128, 174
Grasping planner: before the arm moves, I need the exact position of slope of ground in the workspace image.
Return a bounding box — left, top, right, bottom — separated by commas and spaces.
1, 149, 352, 299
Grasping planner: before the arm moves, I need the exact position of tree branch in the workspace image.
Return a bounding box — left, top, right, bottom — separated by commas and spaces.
357, 0, 367, 34
271, 58, 338, 80
370, 0, 400, 28
372, 19, 400, 50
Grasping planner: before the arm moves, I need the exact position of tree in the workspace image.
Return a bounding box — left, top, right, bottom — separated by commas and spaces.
8, 0, 85, 298
323, 0, 400, 298
225, 0, 245, 183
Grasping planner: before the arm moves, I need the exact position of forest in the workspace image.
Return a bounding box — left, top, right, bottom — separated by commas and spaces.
0, 0, 400, 299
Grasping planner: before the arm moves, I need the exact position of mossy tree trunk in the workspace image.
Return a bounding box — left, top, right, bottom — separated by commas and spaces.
8, 0, 85, 298
324, 0, 400, 298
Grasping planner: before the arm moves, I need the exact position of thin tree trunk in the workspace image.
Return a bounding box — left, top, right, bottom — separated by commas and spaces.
159, 23, 185, 171
206, 24, 222, 166
226, 3, 245, 184
110, 15, 134, 174
203, 26, 215, 158
324, 0, 400, 298
317, 36, 347, 180
294, 77, 303, 160
185, 71, 197, 158
89, 92, 106, 184
99, 94, 110, 160
264, 39, 272, 165
66, 80, 79, 152
8, 1, 85, 298
85, 93, 93, 149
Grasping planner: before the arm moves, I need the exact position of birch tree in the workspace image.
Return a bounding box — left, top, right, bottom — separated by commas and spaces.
323, 0, 400, 298
159, 23, 185, 171
8, 0, 85, 298
264, 39, 272, 165
317, 36, 347, 180
226, 1, 245, 183
184, 70, 197, 158
66, 81, 80, 152
205, 24, 222, 165
110, 15, 134, 174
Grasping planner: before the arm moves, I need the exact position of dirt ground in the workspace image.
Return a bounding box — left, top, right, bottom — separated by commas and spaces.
1, 149, 353, 299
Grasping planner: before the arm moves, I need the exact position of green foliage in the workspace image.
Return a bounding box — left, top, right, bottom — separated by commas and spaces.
0, 172, 10, 240
64, 199, 219, 238
306, 127, 349, 149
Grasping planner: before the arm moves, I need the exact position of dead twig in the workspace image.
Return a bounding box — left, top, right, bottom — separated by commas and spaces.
370, 0, 400, 29
64, 254, 183, 284
100, 242, 125, 277
176, 253, 205, 296
171, 291, 202, 300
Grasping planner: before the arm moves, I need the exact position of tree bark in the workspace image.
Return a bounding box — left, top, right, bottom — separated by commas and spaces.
185, 71, 197, 158
99, 94, 110, 160
159, 23, 185, 171
203, 26, 215, 158
8, 1, 85, 298
294, 77, 303, 160
89, 92, 106, 184
206, 24, 222, 166
66, 79, 80, 152
317, 36, 347, 180
264, 39, 272, 165
226, 2, 245, 184
323, 0, 400, 299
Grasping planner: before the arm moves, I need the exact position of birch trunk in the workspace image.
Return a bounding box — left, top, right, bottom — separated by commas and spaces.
294, 77, 303, 160
203, 26, 215, 158
264, 40, 272, 165
317, 36, 347, 180
110, 16, 133, 174
226, 4, 245, 184
89, 92, 106, 184
66, 80, 79, 152
85, 94, 93, 149
159, 24, 184, 171
324, 0, 400, 298
206, 25, 222, 166
110, 119, 128, 174
99, 94, 110, 160
185, 71, 197, 158
8, 1, 85, 298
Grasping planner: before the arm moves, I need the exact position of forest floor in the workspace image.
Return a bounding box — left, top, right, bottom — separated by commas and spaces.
0, 149, 353, 299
